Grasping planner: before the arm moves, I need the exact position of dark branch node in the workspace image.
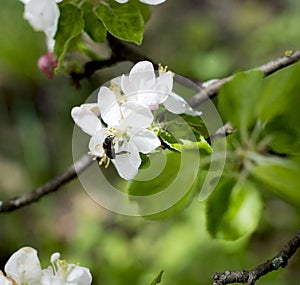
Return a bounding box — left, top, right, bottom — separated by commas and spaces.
211, 229, 300, 285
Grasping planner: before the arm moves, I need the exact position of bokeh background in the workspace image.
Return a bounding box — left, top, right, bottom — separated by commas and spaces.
0, 1, 299, 284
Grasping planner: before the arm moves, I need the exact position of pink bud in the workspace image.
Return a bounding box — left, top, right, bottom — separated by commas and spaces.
37, 51, 58, 79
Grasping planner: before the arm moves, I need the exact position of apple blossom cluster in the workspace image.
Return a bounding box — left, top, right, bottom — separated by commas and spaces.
18, 0, 166, 52
18, 0, 167, 78
72, 61, 201, 180
0, 247, 92, 285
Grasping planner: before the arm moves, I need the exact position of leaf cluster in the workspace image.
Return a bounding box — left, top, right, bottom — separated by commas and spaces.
206, 63, 300, 240
54, 0, 149, 68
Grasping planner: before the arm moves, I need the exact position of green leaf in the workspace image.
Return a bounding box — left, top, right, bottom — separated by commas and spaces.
54, 3, 84, 69
83, 3, 107, 43
253, 158, 300, 207
158, 129, 181, 152
180, 114, 209, 138
132, 0, 152, 23
127, 149, 202, 218
206, 177, 235, 238
218, 70, 264, 134
257, 62, 300, 122
95, 1, 144, 45
158, 128, 212, 155
264, 115, 300, 155
206, 178, 263, 240
150, 270, 164, 285
260, 64, 300, 155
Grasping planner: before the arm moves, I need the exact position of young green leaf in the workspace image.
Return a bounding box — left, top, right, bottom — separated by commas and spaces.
95, 1, 144, 45
257, 62, 300, 122
54, 3, 84, 69
206, 177, 235, 238
150, 270, 164, 285
253, 158, 300, 208
127, 149, 201, 219
180, 114, 209, 138
218, 70, 264, 134
264, 114, 300, 155
206, 178, 263, 240
158, 129, 181, 152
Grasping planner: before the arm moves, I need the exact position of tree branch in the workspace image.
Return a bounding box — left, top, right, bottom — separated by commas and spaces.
0, 154, 93, 213
212, 229, 300, 285
70, 35, 154, 86
1, 49, 300, 214
207, 122, 234, 145
71, 40, 300, 108
189, 50, 300, 107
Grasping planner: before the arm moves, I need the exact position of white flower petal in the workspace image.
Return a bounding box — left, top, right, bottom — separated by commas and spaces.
46, 36, 55, 51
40, 267, 55, 285
121, 102, 154, 129
66, 265, 92, 285
98, 86, 121, 126
24, 0, 60, 38
0, 274, 13, 285
115, 0, 128, 3
156, 71, 173, 94
89, 129, 108, 156
113, 142, 141, 180
140, 0, 166, 5
130, 129, 160, 153
71, 104, 102, 136
120, 74, 137, 96
130, 90, 164, 110
4, 247, 42, 285
163, 92, 202, 116
129, 61, 156, 87
121, 61, 156, 97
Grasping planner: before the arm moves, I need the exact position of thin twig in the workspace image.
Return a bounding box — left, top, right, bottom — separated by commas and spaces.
0, 154, 93, 213
1, 49, 300, 213
70, 35, 153, 86
207, 122, 234, 145
212, 229, 300, 285
189, 50, 300, 107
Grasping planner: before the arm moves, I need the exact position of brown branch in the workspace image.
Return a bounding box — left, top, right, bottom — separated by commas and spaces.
107, 34, 154, 66
1, 49, 300, 214
0, 154, 93, 213
207, 122, 234, 145
71, 41, 300, 107
70, 35, 154, 86
70, 57, 121, 82
189, 50, 300, 107
212, 229, 300, 285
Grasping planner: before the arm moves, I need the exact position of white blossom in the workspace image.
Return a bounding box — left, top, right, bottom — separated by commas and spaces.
72, 86, 160, 180
71, 60, 203, 179
115, 0, 166, 5
121, 61, 201, 116
0, 247, 92, 285
41, 257, 92, 285
19, 0, 62, 50
2, 247, 42, 285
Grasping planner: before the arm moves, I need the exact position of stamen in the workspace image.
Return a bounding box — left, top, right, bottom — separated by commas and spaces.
105, 158, 110, 168
158, 63, 168, 75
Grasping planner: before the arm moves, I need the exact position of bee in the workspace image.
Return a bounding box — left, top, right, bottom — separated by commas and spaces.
103, 134, 116, 159
97, 135, 130, 168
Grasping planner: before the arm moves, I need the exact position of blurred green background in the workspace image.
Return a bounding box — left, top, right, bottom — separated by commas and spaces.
0, 0, 299, 284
